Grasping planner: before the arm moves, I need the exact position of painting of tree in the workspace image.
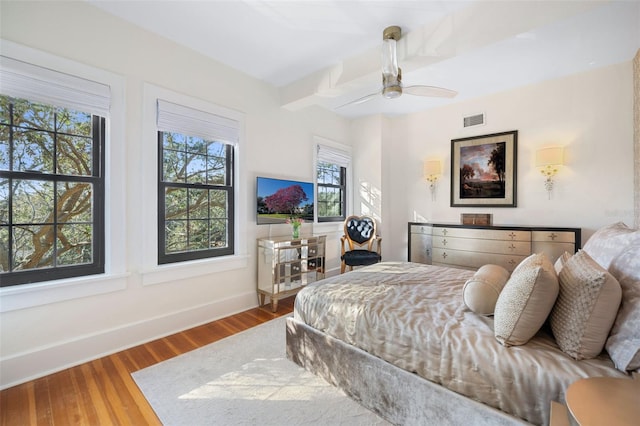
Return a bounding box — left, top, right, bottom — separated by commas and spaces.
451, 131, 517, 207
488, 143, 506, 189
459, 142, 506, 199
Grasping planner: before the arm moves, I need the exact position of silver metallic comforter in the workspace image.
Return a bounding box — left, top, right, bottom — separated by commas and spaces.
294, 262, 626, 425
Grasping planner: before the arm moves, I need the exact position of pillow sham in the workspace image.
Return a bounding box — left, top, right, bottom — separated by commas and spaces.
463, 264, 510, 316
605, 243, 640, 371
550, 250, 622, 360
582, 222, 640, 269
494, 253, 559, 346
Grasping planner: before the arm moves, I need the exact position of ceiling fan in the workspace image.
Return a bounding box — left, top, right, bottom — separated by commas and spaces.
338, 26, 457, 108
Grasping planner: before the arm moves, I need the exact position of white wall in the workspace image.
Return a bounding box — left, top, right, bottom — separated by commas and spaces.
0, 1, 350, 388
383, 61, 635, 260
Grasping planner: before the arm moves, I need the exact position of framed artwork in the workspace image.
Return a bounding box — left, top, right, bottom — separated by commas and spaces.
450, 130, 517, 207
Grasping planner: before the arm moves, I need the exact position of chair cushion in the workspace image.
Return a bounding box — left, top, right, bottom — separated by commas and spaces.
341, 249, 381, 266
346, 217, 376, 245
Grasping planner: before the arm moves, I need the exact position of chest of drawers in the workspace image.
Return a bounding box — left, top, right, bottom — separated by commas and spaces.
408, 223, 580, 272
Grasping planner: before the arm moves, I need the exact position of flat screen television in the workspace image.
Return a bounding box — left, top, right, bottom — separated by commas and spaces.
256, 176, 314, 224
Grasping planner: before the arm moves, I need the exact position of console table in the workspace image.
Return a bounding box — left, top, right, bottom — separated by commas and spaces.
408, 223, 580, 272
257, 235, 326, 312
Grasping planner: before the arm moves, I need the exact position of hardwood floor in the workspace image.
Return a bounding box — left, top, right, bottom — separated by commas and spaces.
0, 297, 295, 426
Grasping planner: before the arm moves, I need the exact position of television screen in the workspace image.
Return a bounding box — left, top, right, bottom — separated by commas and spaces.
257, 177, 314, 224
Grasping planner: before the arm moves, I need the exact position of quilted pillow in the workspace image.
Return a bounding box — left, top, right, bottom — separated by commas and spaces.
582, 222, 640, 269
494, 253, 559, 346
605, 243, 640, 371
550, 250, 622, 360
463, 264, 510, 315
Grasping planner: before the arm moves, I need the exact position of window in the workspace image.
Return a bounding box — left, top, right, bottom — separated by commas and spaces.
0, 56, 110, 287
0, 96, 105, 286
316, 143, 350, 223
156, 100, 237, 264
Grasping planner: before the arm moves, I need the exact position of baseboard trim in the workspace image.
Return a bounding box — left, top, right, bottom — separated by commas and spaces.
0, 291, 257, 390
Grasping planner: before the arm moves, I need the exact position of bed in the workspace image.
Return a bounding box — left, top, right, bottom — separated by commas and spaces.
285, 223, 640, 425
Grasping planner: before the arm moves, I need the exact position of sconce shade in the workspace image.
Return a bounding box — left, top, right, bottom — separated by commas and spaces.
535, 147, 564, 167
424, 160, 442, 178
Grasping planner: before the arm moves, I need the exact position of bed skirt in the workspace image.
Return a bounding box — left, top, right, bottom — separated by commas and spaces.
285, 316, 531, 426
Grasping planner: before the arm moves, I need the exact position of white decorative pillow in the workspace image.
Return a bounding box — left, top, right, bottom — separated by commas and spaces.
494, 253, 559, 346
550, 250, 622, 360
554, 251, 572, 275
463, 264, 510, 316
583, 222, 640, 269
605, 243, 640, 371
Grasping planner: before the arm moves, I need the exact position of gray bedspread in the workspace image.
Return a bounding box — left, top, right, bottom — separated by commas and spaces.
294, 262, 626, 425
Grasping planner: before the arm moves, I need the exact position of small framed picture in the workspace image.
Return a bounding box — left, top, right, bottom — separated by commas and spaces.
451, 130, 517, 207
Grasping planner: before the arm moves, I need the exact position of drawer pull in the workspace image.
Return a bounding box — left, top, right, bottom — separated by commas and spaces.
508, 232, 517, 240
509, 244, 516, 251
509, 259, 517, 265
441, 252, 448, 259
442, 239, 448, 246
548, 233, 558, 241
442, 229, 448, 236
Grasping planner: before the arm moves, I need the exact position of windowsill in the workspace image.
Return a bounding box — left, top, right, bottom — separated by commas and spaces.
141, 254, 249, 286
0, 272, 130, 313
0, 255, 250, 312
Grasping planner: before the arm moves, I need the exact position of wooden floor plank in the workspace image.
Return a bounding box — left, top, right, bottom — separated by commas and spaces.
111, 353, 162, 425
69, 366, 99, 426
33, 378, 53, 426
0, 296, 294, 424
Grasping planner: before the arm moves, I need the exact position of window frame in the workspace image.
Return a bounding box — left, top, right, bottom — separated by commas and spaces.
1, 108, 106, 286
315, 140, 351, 223
157, 131, 235, 264
316, 161, 347, 223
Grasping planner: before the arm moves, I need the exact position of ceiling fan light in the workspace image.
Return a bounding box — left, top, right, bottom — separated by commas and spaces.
381, 38, 398, 77
382, 85, 402, 99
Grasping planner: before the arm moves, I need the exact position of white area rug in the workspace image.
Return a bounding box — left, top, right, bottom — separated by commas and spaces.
132, 316, 389, 425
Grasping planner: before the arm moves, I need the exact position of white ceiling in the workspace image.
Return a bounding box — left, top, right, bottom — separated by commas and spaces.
89, 0, 639, 118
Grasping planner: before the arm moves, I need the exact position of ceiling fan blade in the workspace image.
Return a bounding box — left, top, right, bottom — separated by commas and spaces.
404, 85, 458, 98
335, 92, 379, 109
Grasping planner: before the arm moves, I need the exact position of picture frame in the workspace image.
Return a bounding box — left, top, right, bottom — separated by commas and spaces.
450, 130, 517, 207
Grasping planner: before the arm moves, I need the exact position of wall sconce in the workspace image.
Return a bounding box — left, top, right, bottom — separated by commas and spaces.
535, 147, 564, 199
424, 160, 442, 201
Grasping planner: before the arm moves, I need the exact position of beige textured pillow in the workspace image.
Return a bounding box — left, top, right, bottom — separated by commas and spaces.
550, 250, 622, 360
463, 264, 510, 315
494, 253, 559, 346
554, 251, 572, 275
